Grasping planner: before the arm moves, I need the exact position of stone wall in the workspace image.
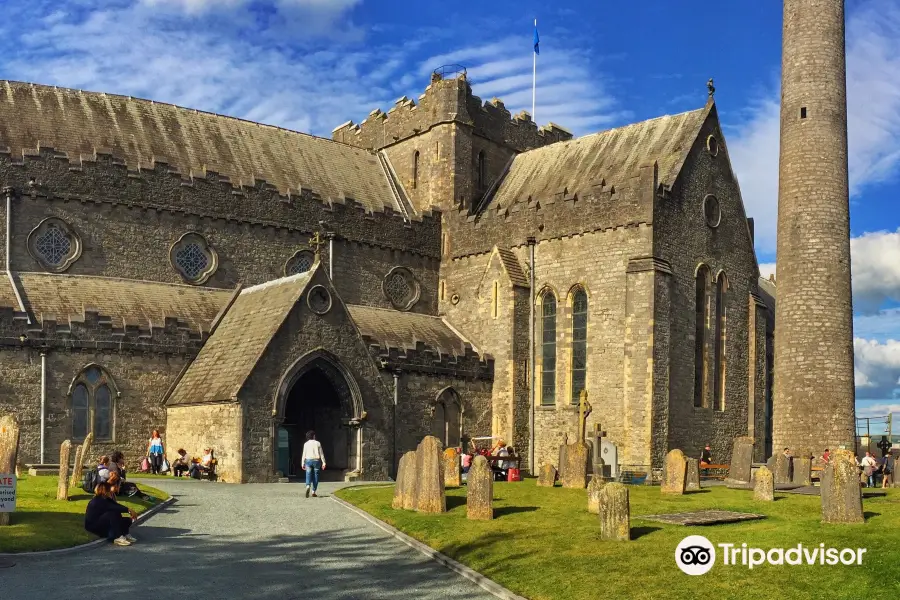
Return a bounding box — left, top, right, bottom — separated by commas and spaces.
653, 105, 764, 466
165, 403, 243, 483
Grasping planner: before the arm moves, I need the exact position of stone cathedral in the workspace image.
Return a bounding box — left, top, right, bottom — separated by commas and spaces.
0, 67, 777, 482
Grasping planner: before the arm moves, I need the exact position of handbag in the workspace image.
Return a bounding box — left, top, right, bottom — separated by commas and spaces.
141, 456, 150, 472
161, 458, 170, 473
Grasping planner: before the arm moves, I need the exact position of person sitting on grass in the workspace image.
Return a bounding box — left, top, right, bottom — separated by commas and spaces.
84, 481, 138, 547
97, 456, 112, 482
108, 451, 145, 498
172, 449, 190, 478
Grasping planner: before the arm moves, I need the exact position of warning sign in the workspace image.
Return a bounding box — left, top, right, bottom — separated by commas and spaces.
0, 474, 15, 512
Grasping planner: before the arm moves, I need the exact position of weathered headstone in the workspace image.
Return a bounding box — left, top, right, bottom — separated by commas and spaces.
725, 436, 754, 485
661, 449, 687, 494
398, 450, 418, 510
443, 447, 461, 487
0, 415, 20, 526
792, 456, 812, 486
466, 455, 493, 520
685, 458, 701, 491
57, 440, 73, 501
587, 476, 606, 514
392, 451, 412, 510
537, 463, 557, 487
560, 442, 590, 489
754, 465, 774, 501
414, 436, 446, 514
75, 432, 95, 488
598, 483, 630, 541
71, 445, 83, 489
821, 449, 864, 524
773, 453, 791, 485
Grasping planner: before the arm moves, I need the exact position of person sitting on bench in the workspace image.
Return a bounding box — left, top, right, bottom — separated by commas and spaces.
189, 448, 214, 479
84, 481, 137, 546
172, 449, 190, 478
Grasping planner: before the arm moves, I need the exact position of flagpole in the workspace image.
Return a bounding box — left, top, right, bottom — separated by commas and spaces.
532, 18, 537, 121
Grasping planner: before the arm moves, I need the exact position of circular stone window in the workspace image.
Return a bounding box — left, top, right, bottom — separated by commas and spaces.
306, 284, 332, 315
703, 195, 722, 228
170, 232, 218, 284
706, 135, 719, 157
27, 217, 82, 272
285, 250, 315, 276
382, 266, 420, 311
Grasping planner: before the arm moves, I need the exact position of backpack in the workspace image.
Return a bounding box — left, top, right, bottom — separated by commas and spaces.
82, 468, 101, 494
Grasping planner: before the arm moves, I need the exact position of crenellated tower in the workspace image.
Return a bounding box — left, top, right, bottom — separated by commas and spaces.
773, 0, 856, 454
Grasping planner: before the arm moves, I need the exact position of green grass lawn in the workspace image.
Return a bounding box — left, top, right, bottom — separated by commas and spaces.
337, 481, 900, 600
0, 475, 169, 553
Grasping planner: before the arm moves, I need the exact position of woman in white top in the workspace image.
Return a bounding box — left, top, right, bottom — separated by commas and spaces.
302, 430, 326, 498
146, 430, 165, 475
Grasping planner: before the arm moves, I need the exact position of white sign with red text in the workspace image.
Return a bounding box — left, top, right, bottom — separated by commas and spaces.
0, 474, 15, 512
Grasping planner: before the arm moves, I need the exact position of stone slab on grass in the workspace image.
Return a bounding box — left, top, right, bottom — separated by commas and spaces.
639, 509, 765, 526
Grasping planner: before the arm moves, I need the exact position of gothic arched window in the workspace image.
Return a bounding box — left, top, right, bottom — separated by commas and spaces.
413, 151, 420, 190
432, 389, 462, 448
69, 365, 117, 441
541, 290, 557, 406
694, 266, 710, 408
713, 272, 728, 411
570, 288, 588, 405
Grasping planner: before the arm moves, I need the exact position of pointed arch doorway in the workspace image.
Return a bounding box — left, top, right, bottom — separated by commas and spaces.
274, 351, 363, 480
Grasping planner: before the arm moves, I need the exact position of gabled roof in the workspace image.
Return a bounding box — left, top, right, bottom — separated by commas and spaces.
495, 248, 529, 288
347, 305, 473, 356
166, 271, 313, 405
0, 80, 400, 213
10, 272, 231, 331
487, 105, 710, 210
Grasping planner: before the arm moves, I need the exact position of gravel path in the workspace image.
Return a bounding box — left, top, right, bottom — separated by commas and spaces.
2, 479, 495, 600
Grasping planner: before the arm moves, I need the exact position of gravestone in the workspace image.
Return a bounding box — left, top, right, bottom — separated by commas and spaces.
560, 442, 590, 489
587, 476, 606, 514
57, 441, 72, 501
75, 432, 95, 488
399, 450, 418, 510
443, 447, 461, 487
792, 456, 812, 486
598, 483, 630, 541
392, 452, 412, 510
821, 449, 864, 524
685, 458, 701, 491
725, 436, 754, 485
71, 445, 83, 489
0, 415, 20, 526
466, 455, 493, 520
537, 463, 557, 487
773, 453, 791, 485
661, 449, 687, 494
754, 465, 774, 501
414, 436, 446, 514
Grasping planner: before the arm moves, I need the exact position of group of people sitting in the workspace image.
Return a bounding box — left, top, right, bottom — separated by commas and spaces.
84, 451, 151, 547
169, 447, 215, 479
459, 439, 518, 481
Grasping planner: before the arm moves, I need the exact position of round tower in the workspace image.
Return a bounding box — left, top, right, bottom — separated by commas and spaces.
773, 0, 856, 455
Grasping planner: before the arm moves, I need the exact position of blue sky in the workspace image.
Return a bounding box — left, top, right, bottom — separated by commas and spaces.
0, 0, 898, 428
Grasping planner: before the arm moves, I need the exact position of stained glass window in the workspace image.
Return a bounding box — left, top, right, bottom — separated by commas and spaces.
694, 266, 710, 408
288, 251, 314, 275
72, 384, 89, 440
95, 385, 112, 439
175, 243, 210, 280
71, 366, 115, 440
35, 224, 72, 266
571, 289, 588, 405
541, 292, 557, 405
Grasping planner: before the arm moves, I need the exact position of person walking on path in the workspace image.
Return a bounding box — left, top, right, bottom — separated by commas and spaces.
301, 430, 326, 498
84, 481, 137, 546
146, 430, 165, 475
861, 451, 878, 488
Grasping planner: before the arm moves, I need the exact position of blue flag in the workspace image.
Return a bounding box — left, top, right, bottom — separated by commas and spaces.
533, 26, 540, 55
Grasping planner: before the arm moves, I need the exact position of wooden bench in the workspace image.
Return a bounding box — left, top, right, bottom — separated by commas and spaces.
699, 463, 730, 480
199, 459, 218, 481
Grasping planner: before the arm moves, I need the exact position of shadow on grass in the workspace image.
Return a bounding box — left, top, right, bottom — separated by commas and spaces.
863, 511, 881, 520
494, 506, 538, 518
447, 496, 467, 510
687, 490, 711, 494
630, 526, 662, 540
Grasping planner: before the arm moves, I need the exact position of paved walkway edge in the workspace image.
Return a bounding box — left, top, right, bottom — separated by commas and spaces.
0, 497, 176, 559
332, 495, 529, 600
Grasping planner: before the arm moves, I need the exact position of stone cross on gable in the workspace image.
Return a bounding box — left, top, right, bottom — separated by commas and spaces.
578, 389, 592, 444
308, 231, 326, 256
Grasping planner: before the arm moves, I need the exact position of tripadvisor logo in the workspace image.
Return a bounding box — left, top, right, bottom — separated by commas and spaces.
675, 536, 867, 574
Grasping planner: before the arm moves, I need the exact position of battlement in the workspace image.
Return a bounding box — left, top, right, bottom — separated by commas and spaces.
0, 147, 441, 258
364, 340, 494, 380
332, 67, 573, 153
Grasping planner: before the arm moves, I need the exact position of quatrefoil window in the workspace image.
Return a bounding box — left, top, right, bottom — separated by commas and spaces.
382, 267, 420, 311
284, 250, 315, 277
27, 217, 82, 272
169, 232, 218, 284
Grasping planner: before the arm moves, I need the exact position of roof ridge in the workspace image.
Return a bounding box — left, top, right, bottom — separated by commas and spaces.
240, 270, 313, 295
16, 271, 233, 293
346, 303, 445, 320
0, 79, 370, 154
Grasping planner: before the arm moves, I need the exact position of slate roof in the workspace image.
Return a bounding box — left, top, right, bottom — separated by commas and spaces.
347, 305, 472, 356
0, 80, 400, 213
0, 276, 18, 311
758, 276, 776, 330
166, 272, 313, 406
495, 248, 529, 288
10, 272, 232, 331
489, 105, 710, 208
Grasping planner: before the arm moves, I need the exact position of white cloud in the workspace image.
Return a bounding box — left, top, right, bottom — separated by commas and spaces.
728, 0, 900, 255
758, 262, 776, 281
854, 337, 900, 400
856, 402, 900, 420
855, 308, 900, 342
